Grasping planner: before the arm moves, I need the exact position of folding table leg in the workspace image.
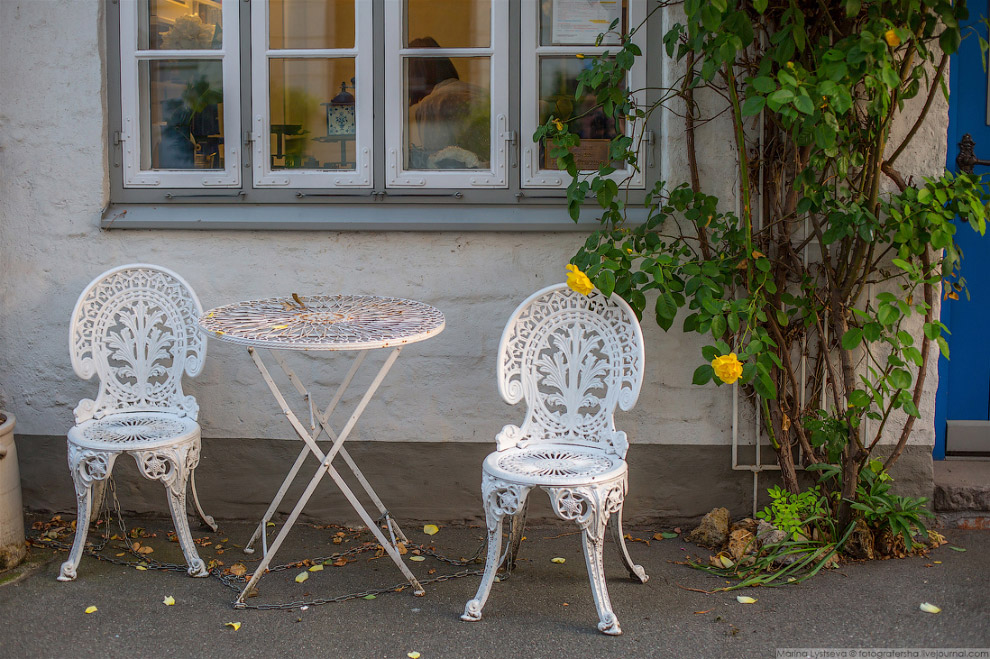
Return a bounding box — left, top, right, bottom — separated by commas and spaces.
243, 443, 311, 555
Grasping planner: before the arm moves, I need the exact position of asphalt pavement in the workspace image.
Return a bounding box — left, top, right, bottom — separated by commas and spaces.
1, 514, 988, 659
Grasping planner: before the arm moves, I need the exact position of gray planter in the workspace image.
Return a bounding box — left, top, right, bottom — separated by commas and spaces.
0, 412, 26, 569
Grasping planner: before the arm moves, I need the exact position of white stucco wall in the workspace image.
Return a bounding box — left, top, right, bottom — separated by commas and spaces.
0, 1, 947, 456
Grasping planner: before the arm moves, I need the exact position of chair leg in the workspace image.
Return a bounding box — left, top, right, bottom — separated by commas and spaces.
549, 483, 625, 635
88, 480, 107, 524
189, 466, 218, 533
59, 446, 117, 581
462, 476, 530, 623
610, 503, 648, 584
134, 448, 208, 577
505, 499, 529, 573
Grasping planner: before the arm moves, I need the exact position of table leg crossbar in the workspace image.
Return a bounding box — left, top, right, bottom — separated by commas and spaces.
236, 346, 422, 606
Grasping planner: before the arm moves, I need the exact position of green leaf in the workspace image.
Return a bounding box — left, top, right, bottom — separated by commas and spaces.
753, 0, 768, 12
841, 327, 864, 350
948, 546, 967, 552
845, 0, 861, 17
656, 292, 677, 320
751, 76, 775, 93
741, 95, 766, 117
937, 335, 950, 359
597, 270, 616, 298
849, 389, 871, 408
710, 314, 727, 338
793, 94, 815, 115
692, 364, 715, 385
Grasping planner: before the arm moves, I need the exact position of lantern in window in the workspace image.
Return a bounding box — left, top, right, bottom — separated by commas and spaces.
323, 80, 355, 137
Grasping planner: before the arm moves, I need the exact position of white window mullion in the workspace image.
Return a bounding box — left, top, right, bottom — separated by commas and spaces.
119, 0, 240, 188
521, 0, 646, 189
251, 0, 372, 188
385, 0, 509, 189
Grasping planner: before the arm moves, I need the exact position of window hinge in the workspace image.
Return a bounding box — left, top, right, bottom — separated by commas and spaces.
507, 130, 518, 168
113, 131, 123, 146
244, 131, 254, 146
645, 130, 656, 168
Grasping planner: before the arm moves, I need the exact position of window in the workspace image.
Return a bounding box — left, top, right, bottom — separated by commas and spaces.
110, 0, 655, 208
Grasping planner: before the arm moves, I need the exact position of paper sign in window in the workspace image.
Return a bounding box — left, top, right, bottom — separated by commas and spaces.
551, 0, 621, 46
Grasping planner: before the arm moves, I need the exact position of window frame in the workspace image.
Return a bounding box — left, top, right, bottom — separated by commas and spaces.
105, 0, 663, 220
383, 0, 510, 189
250, 0, 374, 188
519, 0, 647, 190
118, 0, 242, 188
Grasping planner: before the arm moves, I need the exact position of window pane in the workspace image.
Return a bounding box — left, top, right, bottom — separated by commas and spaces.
139, 60, 224, 170
269, 58, 357, 170
540, 0, 624, 47
539, 56, 623, 170
406, 0, 490, 49
404, 57, 490, 170
269, 0, 354, 50
139, 0, 223, 50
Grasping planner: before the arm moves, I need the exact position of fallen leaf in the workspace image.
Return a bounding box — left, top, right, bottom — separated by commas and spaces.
736, 596, 757, 604
363, 595, 376, 600
295, 572, 309, 583
693, 610, 712, 615
934, 561, 942, 564
562, 603, 569, 606
332, 558, 348, 567
661, 532, 678, 539
423, 524, 439, 536
396, 542, 408, 555
135, 566, 148, 571
719, 555, 734, 568
653, 533, 664, 541
407, 653, 421, 659
949, 546, 966, 552
409, 556, 426, 562
551, 557, 566, 564
920, 602, 941, 614
308, 564, 324, 572
230, 564, 247, 577
139, 546, 154, 555
85, 606, 98, 614
163, 596, 175, 606
225, 622, 241, 631
115, 552, 125, 557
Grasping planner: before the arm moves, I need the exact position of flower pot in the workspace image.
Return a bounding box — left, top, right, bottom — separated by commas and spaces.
0, 412, 26, 569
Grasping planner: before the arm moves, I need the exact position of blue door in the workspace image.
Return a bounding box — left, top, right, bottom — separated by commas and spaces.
935, 1, 990, 458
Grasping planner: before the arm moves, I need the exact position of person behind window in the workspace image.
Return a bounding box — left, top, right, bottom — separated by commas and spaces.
407, 37, 490, 169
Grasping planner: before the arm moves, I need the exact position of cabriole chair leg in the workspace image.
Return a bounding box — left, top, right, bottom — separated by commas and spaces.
611, 503, 649, 584
581, 508, 622, 636
59, 449, 116, 581
461, 508, 505, 622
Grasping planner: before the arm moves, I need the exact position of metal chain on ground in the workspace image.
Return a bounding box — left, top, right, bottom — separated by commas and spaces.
29, 478, 488, 611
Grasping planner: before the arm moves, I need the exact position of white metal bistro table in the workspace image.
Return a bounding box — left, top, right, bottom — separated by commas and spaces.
198, 294, 445, 606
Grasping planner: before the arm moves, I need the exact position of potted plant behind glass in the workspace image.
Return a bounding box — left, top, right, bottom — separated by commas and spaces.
0, 409, 25, 569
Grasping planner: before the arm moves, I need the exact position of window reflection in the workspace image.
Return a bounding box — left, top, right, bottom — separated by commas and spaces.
140, 60, 224, 170
140, 0, 223, 50
405, 49, 491, 170
539, 56, 623, 170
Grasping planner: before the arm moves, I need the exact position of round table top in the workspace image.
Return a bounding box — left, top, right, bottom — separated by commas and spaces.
198, 294, 445, 351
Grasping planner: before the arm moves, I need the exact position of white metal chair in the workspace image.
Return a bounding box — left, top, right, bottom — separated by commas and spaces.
461, 283, 648, 635
58, 264, 214, 581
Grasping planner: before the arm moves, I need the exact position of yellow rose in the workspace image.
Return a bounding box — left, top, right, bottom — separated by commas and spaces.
566, 264, 595, 296
712, 353, 743, 384
884, 29, 900, 47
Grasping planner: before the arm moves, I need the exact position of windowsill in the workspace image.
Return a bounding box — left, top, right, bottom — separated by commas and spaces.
100, 203, 642, 231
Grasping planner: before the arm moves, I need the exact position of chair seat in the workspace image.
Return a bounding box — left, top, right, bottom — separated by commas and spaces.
483, 442, 626, 487
68, 412, 199, 451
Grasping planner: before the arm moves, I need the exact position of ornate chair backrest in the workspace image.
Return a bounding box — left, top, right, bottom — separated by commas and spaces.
69, 264, 206, 424
496, 283, 645, 458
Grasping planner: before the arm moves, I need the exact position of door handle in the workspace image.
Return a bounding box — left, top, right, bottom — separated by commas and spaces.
956, 133, 990, 174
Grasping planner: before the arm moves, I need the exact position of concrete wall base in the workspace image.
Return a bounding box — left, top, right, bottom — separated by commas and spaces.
15, 434, 935, 526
